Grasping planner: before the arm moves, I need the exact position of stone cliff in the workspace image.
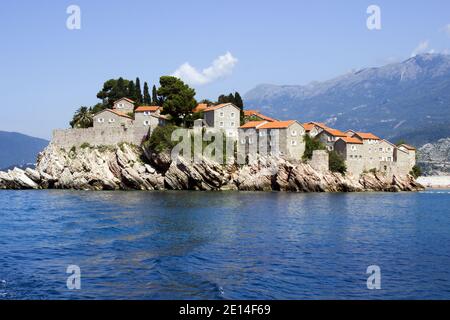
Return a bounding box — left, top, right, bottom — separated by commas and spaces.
0, 143, 424, 192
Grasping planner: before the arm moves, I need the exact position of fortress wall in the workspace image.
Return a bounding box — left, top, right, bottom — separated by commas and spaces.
52, 126, 150, 148
310, 150, 329, 172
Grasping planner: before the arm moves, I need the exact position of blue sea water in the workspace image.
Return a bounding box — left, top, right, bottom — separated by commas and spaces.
0, 189, 450, 300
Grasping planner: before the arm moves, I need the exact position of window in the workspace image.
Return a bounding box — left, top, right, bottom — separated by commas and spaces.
259, 131, 266, 137
109, 118, 115, 123
219, 112, 224, 118
291, 140, 297, 146
379, 148, 383, 152
144, 120, 150, 126
240, 139, 246, 144
231, 122, 235, 127
291, 130, 297, 136
219, 121, 224, 127
350, 155, 353, 159
230, 112, 235, 118
351, 145, 356, 151
144, 111, 150, 116
249, 138, 253, 144
388, 157, 392, 161
228, 131, 234, 137
97, 118, 104, 123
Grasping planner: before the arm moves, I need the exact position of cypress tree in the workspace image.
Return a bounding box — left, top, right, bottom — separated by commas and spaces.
127, 80, 136, 100
143, 82, 151, 105
135, 77, 143, 104
152, 85, 159, 106
234, 92, 244, 109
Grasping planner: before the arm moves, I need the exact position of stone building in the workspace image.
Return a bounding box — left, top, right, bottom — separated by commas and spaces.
113, 98, 135, 114
238, 120, 306, 161
134, 106, 161, 129
316, 127, 348, 151
93, 109, 133, 128
203, 103, 241, 139
397, 144, 417, 168
303, 122, 328, 137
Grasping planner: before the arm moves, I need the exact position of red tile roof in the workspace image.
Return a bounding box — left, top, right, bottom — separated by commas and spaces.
96, 109, 133, 119
322, 127, 348, 137
239, 121, 267, 129
259, 120, 297, 129
193, 103, 208, 113
244, 110, 277, 122
204, 103, 239, 112
135, 106, 160, 113
354, 132, 380, 140
339, 136, 363, 144
114, 97, 135, 104
399, 144, 416, 151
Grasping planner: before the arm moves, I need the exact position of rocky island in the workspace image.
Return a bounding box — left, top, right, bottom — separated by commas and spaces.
0, 142, 423, 192
0, 76, 424, 193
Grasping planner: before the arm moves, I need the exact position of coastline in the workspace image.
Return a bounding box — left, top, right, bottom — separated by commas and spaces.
0, 143, 424, 193
416, 176, 450, 189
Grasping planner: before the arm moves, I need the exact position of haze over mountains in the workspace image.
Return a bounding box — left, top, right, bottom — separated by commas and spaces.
0, 131, 48, 170
245, 53, 450, 146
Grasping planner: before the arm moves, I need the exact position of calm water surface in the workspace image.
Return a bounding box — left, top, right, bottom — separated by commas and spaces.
0, 190, 449, 300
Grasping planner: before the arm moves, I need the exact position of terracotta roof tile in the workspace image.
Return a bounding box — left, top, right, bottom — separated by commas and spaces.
204, 103, 239, 112
322, 127, 348, 137
135, 106, 160, 112
339, 136, 363, 144
239, 121, 267, 129
193, 103, 208, 113
114, 97, 135, 104
259, 120, 297, 129
399, 144, 416, 151
354, 132, 380, 140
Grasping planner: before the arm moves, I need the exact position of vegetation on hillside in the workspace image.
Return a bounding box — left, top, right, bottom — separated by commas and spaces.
70, 107, 93, 128
329, 151, 347, 174
157, 76, 197, 126
302, 135, 326, 161
144, 125, 180, 153
410, 165, 422, 178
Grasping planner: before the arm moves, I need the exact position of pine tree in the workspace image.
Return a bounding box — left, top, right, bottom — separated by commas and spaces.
143, 82, 151, 105
135, 77, 143, 104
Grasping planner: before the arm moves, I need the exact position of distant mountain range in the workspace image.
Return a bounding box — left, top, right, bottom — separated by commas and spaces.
244, 53, 450, 146
0, 131, 48, 170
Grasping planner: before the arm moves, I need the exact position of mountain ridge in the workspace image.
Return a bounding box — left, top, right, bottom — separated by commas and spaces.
244, 53, 450, 146
0, 131, 49, 170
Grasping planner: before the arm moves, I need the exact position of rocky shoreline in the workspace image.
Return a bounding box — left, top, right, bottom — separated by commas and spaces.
0, 143, 424, 192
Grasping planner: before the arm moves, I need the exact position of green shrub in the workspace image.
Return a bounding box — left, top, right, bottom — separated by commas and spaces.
144, 125, 180, 153
329, 151, 347, 174
410, 165, 422, 178
303, 135, 326, 161
80, 142, 91, 149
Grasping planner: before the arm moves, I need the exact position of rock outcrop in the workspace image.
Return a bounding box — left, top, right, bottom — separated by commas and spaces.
418, 138, 450, 176
0, 143, 424, 192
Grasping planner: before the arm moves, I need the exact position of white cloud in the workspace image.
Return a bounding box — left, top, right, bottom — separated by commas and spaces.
411, 40, 433, 57
172, 52, 238, 85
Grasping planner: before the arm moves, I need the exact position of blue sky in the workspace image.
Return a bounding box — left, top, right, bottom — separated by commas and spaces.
1, 0, 450, 139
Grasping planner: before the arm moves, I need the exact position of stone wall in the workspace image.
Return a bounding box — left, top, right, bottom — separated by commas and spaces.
310, 150, 329, 173
52, 126, 150, 149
